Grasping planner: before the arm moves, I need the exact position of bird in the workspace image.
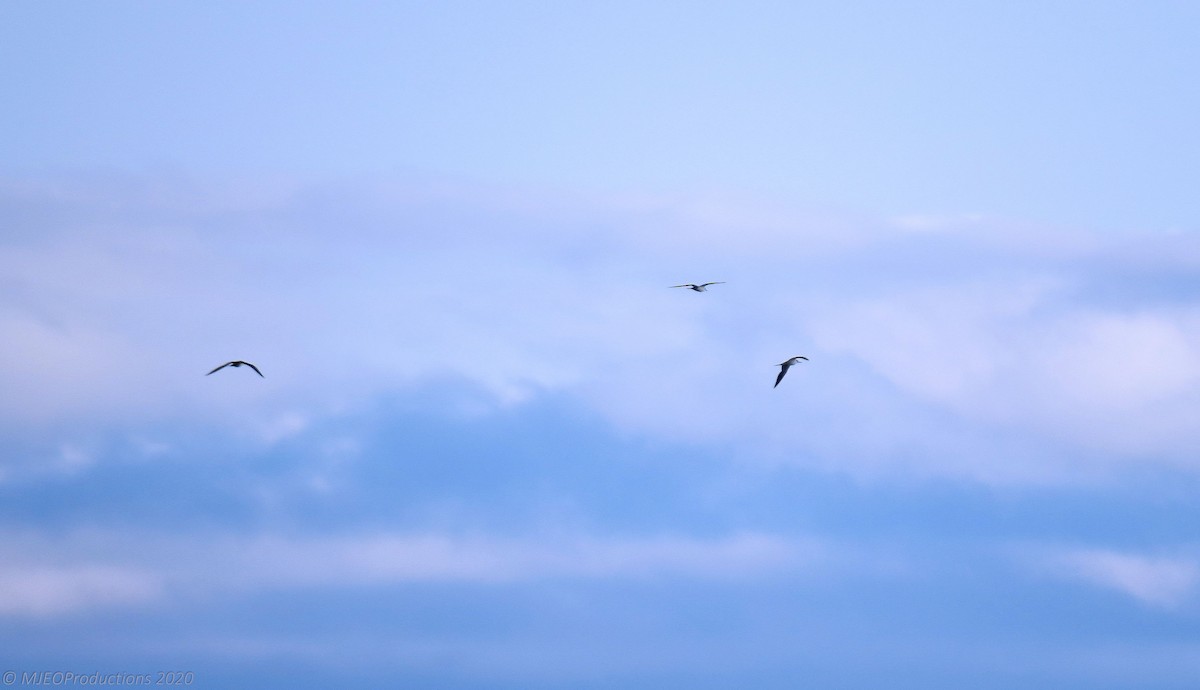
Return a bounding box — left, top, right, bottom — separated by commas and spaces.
774, 356, 808, 388
670, 282, 725, 292
206, 360, 264, 377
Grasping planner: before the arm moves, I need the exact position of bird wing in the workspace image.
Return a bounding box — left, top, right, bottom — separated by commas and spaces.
243, 362, 264, 377
206, 362, 232, 375
700, 282, 725, 287
669, 284, 695, 288
774, 364, 789, 388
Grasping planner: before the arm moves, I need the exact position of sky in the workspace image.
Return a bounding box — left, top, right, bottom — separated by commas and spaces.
2, 1, 1200, 687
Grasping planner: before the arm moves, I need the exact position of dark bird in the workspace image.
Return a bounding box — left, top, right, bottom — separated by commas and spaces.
206, 361, 264, 377
774, 356, 808, 388
670, 282, 725, 292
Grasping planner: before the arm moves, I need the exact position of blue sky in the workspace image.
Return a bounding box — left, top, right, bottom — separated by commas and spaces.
3, 2, 1200, 688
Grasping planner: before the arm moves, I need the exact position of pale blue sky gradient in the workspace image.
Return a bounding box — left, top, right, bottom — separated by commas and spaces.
4, 2, 1200, 225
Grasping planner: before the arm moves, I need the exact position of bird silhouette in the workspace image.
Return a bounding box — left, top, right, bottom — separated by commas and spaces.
670, 282, 725, 292
206, 361, 264, 377
774, 356, 808, 388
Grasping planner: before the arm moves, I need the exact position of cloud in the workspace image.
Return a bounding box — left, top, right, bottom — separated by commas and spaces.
235, 532, 810, 586
0, 528, 816, 618
4, 173, 1200, 483
0, 564, 163, 617
812, 281, 1200, 461
1027, 546, 1200, 608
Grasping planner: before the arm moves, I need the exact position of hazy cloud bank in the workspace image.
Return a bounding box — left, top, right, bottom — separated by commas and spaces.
3, 174, 1198, 483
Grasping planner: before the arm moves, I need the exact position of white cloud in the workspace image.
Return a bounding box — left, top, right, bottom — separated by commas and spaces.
257, 411, 310, 444
1028, 546, 1200, 608
0, 527, 818, 618
4, 174, 1200, 482
1040, 310, 1200, 411
54, 443, 96, 474
0, 564, 163, 617
809, 280, 1045, 406
812, 281, 1200, 460
235, 532, 810, 586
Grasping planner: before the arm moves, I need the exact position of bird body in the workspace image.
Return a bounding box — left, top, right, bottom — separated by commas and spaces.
207, 360, 264, 377
670, 282, 725, 292
774, 356, 808, 388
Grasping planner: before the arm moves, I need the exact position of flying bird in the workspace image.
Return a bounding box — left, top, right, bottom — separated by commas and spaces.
774, 356, 808, 388
206, 360, 264, 377
670, 282, 725, 292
